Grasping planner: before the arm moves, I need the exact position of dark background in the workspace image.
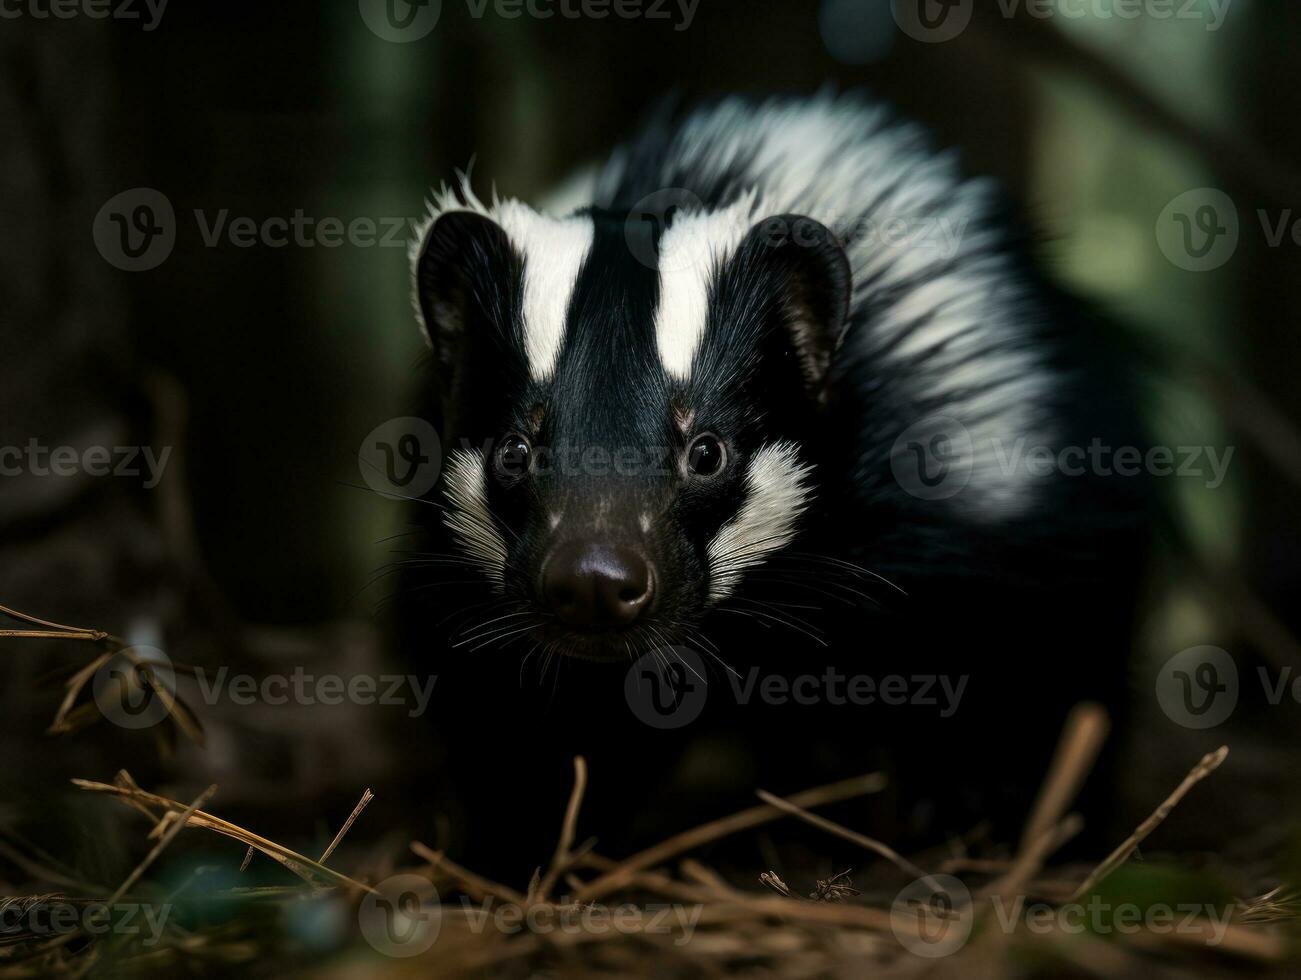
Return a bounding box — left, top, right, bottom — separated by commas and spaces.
1, 0, 1298, 902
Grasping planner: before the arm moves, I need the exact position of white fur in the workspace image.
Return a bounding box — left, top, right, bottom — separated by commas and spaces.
409, 175, 592, 381
442, 448, 508, 588
500, 202, 594, 380
416, 93, 1058, 534
707, 442, 814, 602
408, 174, 493, 347
654, 192, 763, 380
595, 92, 1056, 522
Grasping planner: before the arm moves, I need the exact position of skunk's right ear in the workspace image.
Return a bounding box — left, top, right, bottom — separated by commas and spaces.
413, 210, 524, 392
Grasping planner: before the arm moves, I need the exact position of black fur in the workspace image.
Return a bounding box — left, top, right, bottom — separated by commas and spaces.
394, 94, 1151, 887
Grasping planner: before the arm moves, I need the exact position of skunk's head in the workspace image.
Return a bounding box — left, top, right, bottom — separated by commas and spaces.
411, 192, 850, 661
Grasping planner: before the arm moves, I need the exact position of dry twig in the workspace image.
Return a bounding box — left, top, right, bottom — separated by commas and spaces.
1070, 746, 1230, 901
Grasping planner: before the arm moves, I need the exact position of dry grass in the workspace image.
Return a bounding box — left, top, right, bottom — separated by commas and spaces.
0, 723, 1292, 976
1, 605, 1298, 977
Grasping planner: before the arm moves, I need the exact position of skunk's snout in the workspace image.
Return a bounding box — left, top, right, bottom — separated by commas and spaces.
542, 541, 653, 631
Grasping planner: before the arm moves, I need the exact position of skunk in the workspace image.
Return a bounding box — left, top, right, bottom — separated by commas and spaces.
398, 92, 1149, 881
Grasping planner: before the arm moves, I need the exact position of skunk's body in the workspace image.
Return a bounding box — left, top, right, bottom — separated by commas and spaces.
399, 93, 1148, 883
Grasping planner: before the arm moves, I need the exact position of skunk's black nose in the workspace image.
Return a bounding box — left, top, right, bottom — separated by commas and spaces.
543, 542, 652, 630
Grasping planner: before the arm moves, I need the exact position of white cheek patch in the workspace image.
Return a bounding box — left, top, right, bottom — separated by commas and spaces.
654, 192, 763, 381
442, 448, 508, 589
706, 442, 814, 603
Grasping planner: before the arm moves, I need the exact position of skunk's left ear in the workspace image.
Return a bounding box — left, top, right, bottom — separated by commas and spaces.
738, 213, 852, 390
412, 210, 523, 398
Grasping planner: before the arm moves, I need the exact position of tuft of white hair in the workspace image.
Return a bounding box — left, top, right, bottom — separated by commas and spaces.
409, 172, 593, 381
442, 448, 508, 588
706, 442, 815, 603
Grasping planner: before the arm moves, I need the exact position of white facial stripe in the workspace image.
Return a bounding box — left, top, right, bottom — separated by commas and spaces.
495, 202, 594, 381
654, 194, 761, 380
706, 442, 814, 602
443, 449, 508, 588
594, 92, 1059, 521
409, 176, 592, 380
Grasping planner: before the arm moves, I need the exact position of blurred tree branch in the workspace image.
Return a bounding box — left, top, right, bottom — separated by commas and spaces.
970, 7, 1301, 205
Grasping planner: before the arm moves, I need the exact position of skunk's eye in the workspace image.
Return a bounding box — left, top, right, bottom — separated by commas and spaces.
495, 432, 532, 479
686, 434, 726, 477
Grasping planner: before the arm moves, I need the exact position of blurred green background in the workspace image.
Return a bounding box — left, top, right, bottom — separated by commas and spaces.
2, 0, 1298, 843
